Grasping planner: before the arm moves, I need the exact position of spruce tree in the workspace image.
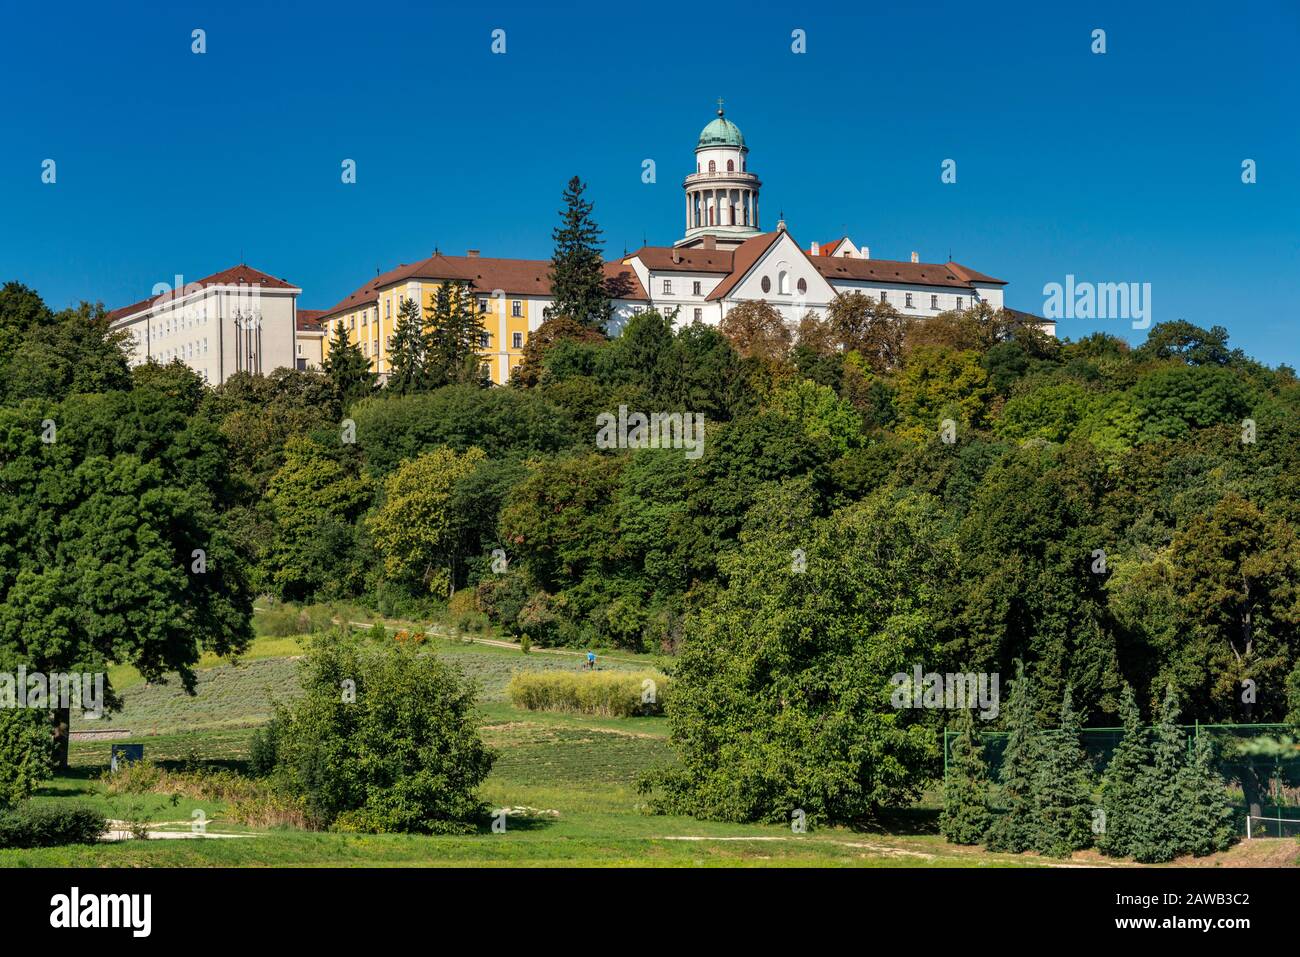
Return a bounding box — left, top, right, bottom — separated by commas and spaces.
1178, 732, 1236, 856
986, 660, 1040, 852
321, 322, 378, 409
940, 706, 993, 845
1098, 682, 1150, 858
1132, 686, 1186, 863
387, 296, 427, 395
549, 176, 610, 329
426, 281, 488, 386
1031, 687, 1095, 857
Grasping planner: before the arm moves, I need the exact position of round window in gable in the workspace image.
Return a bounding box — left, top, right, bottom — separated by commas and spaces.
761, 276, 771, 293
797, 277, 808, 295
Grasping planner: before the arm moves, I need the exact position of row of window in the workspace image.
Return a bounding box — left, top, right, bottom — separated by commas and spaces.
477, 298, 525, 318
660, 280, 706, 296
155, 338, 209, 362
698, 159, 744, 173
151, 308, 208, 339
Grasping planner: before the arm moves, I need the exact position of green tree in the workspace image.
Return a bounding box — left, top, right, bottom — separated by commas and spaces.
0, 710, 54, 808
548, 176, 610, 329
894, 347, 994, 441
386, 295, 428, 394
1032, 687, 1095, 857
643, 485, 950, 824
770, 378, 864, 453
321, 323, 378, 409
0, 395, 253, 767
263, 437, 371, 601
1178, 733, 1236, 856
425, 282, 488, 386
368, 446, 488, 597
986, 660, 1040, 852
940, 707, 993, 845
268, 629, 494, 833
1132, 687, 1186, 863
1097, 683, 1150, 858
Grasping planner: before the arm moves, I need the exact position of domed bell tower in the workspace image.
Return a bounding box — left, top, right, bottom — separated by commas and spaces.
679, 99, 762, 249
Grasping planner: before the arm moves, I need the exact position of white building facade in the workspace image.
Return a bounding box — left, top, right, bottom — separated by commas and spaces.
108, 265, 303, 384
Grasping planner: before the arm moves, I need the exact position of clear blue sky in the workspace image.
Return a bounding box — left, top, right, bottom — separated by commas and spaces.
3, 0, 1297, 364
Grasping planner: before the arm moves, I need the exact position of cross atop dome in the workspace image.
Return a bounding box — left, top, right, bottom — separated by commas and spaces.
717, 96, 725, 115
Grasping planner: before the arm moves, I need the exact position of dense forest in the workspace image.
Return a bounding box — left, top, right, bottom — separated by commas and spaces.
2, 256, 1298, 818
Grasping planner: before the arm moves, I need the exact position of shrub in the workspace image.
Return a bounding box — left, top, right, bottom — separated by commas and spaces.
268, 629, 495, 833
257, 603, 309, 637
249, 718, 282, 777
508, 670, 670, 717
0, 803, 105, 848
0, 710, 54, 809
103, 761, 265, 803
228, 792, 308, 830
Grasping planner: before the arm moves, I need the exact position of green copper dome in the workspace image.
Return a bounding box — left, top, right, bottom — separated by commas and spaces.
697, 107, 745, 149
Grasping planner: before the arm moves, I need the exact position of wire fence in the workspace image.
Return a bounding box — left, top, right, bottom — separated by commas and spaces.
944, 722, 1300, 836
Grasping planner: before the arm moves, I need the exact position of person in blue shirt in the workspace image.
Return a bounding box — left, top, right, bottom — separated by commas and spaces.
586, 651, 596, 670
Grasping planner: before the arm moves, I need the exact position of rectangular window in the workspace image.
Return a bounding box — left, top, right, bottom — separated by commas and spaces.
662, 306, 672, 318
511, 300, 522, 317
879, 291, 887, 303
480, 332, 491, 349
663, 279, 673, 294
905, 293, 914, 308
512, 332, 523, 349
956, 297, 964, 310
694, 308, 702, 322
478, 298, 488, 313
693, 281, 702, 296
931, 294, 939, 309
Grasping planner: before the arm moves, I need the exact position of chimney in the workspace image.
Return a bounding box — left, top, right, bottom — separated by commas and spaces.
810, 241, 820, 256
862, 246, 870, 260
672, 248, 682, 264
466, 249, 480, 258
702, 234, 716, 250
910, 251, 919, 263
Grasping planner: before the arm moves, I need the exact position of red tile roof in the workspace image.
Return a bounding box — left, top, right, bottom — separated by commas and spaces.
319, 253, 648, 320
296, 309, 326, 333
625, 246, 735, 273
107, 264, 298, 323
704, 231, 784, 301
811, 257, 1005, 289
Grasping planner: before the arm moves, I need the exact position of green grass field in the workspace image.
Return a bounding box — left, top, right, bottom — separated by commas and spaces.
4, 620, 1292, 868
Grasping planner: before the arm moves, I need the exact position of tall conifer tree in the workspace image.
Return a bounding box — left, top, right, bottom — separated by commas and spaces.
549, 176, 610, 328
1032, 687, 1095, 857
986, 660, 1040, 852
321, 322, 378, 409
941, 706, 993, 845
1133, 686, 1186, 863
1098, 683, 1150, 858
1178, 732, 1236, 856
387, 296, 427, 395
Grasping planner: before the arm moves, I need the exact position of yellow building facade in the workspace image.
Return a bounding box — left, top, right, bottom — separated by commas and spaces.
317, 254, 555, 385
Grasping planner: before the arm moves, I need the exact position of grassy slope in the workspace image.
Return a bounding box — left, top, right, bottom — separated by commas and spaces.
8, 629, 1290, 867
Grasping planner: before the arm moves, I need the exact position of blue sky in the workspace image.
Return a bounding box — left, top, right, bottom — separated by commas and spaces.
2, 0, 1297, 364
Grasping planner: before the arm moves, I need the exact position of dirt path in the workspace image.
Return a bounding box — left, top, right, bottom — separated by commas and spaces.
342, 618, 649, 666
